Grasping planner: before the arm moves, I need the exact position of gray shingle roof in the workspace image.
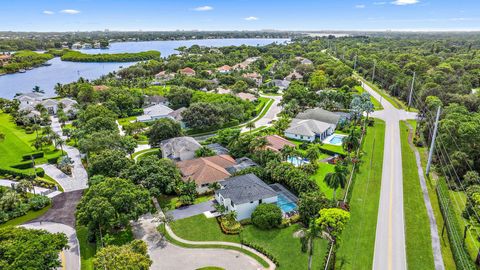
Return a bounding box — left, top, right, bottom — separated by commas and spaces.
216, 174, 277, 204
295, 108, 341, 125
225, 157, 258, 174
285, 119, 331, 137
207, 143, 230, 155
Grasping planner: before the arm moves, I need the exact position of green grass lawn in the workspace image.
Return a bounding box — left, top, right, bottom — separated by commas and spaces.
416, 143, 457, 269
0, 112, 63, 171
132, 148, 159, 160
159, 194, 213, 211
311, 162, 336, 199
354, 85, 383, 110
170, 214, 329, 270
354, 75, 410, 111
0, 205, 51, 229
77, 225, 96, 270
400, 121, 435, 269
335, 119, 385, 270
117, 116, 138, 127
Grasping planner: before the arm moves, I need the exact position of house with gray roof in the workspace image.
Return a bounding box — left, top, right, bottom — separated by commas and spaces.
271, 79, 290, 91
206, 143, 230, 155
295, 108, 341, 125
284, 118, 335, 142
160, 136, 201, 161
137, 104, 174, 122
225, 157, 258, 174
215, 174, 278, 220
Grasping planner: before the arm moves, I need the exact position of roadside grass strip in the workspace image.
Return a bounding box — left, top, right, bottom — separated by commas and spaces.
335, 119, 385, 270
400, 121, 435, 269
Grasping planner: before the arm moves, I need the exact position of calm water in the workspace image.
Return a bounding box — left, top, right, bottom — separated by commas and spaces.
0, 38, 288, 99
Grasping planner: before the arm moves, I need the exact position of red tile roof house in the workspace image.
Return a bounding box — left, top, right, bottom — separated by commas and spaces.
217, 65, 232, 74
264, 135, 296, 152
176, 155, 236, 193
179, 67, 196, 76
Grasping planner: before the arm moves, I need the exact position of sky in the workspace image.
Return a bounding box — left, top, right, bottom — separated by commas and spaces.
2, 0, 480, 32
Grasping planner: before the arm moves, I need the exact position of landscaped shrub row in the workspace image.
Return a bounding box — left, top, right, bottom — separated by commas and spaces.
0, 186, 51, 224
22, 151, 44, 160
0, 167, 35, 179
10, 160, 34, 170
240, 239, 280, 267
436, 178, 476, 270
47, 156, 60, 164
217, 216, 241, 234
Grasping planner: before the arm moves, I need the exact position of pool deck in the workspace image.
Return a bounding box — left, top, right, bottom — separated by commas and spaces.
322, 133, 347, 146
269, 183, 299, 203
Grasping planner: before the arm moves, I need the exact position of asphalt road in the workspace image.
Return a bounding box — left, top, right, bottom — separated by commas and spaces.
361, 81, 416, 270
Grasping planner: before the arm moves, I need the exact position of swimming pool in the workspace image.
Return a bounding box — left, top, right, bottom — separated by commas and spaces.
277, 193, 297, 213
286, 156, 309, 167
323, 134, 346, 146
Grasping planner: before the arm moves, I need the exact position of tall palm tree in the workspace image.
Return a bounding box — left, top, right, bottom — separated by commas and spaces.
305, 221, 320, 270
52, 133, 65, 153
280, 145, 295, 161
32, 85, 44, 93
249, 137, 268, 152
324, 164, 348, 201
343, 129, 361, 154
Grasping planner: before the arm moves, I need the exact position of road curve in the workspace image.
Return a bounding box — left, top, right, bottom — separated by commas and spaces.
361, 81, 415, 270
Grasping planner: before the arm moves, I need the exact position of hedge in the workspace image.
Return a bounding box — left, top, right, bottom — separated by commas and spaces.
10, 160, 34, 170
240, 239, 280, 267
0, 167, 35, 179
22, 151, 44, 160
47, 156, 60, 164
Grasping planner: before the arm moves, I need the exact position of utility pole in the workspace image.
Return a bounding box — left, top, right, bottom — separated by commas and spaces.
371, 61, 376, 82
407, 71, 416, 111
426, 106, 441, 176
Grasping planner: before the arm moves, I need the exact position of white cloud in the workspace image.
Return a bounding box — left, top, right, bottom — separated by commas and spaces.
355, 4, 366, 8
60, 9, 81, 14
391, 0, 419, 5
373, 1, 387, 5
244, 16, 259, 21
193, 6, 213, 11
43, 10, 54, 15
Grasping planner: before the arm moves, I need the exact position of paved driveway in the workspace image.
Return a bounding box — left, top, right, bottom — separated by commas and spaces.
167, 200, 215, 220
132, 214, 262, 270
30, 190, 83, 227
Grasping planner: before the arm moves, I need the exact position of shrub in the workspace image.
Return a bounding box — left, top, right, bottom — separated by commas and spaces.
218, 216, 241, 234
0, 167, 36, 179
240, 239, 280, 267
35, 168, 45, 177
29, 195, 51, 210
47, 156, 60, 164
22, 151, 44, 160
10, 161, 34, 169
251, 204, 282, 229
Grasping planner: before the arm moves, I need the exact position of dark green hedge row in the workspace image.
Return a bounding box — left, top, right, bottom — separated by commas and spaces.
22, 151, 44, 160
240, 239, 279, 267
0, 167, 44, 179
10, 161, 34, 170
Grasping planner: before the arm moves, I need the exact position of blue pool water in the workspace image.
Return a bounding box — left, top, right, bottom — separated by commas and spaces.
328, 135, 345, 145
286, 156, 309, 167
277, 194, 297, 213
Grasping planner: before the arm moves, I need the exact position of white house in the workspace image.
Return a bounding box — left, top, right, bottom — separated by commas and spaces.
136, 104, 174, 122
160, 136, 201, 161
215, 174, 278, 221
284, 118, 335, 142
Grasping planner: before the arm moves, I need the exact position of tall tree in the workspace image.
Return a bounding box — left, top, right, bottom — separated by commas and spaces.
93, 240, 152, 270
324, 164, 348, 201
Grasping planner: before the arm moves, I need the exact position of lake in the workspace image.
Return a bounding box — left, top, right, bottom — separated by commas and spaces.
0, 38, 288, 99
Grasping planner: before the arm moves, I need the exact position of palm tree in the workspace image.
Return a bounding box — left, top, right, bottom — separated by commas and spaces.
31, 124, 41, 139
343, 129, 361, 154
246, 121, 255, 132
324, 164, 348, 201
32, 85, 44, 93
52, 133, 65, 153
280, 145, 295, 161
304, 221, 320, 270
249, 137, 268, 152
305, 144, 321, 162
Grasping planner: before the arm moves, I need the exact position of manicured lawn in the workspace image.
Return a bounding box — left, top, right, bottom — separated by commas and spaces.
77, 225, 96, 270
335, 119, 385, 270
288, 139, 346, 156
170, 214, 329, 270
132, 148, 159, 160
311, 162, 336, 199
0, 112, 63, 171
159, 194, 213, 211
117, 116, 137, 127
354, 85, 383, 110
0, 205, 51, 229
400, 121, 435, 269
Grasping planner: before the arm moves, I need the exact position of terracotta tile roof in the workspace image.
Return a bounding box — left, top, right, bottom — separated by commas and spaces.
176, 155, 236, 186
217, 65, 232, 71
179, 67, 196, 75
92, 85, 109, 91
264, 135, 295, 152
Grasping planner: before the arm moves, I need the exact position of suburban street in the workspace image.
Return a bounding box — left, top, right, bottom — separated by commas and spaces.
240, 94, 282, 132
362, 81, 416, 270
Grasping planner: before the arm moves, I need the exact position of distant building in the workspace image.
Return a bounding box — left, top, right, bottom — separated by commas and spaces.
15, 93, 78, 117
179, 67, 196, 76
243, 72, 263, 86
295, 108, 342, 125
155, 71, 175, 82
217, 65, 232, 74
206, 143, 230, 155
92, 85, 110, 91
264, 135, 296, 152
236, 92, 257, 102
144, 95, 168, 107
295, 56, 313, 65
271, 79, 290, 91
285, 71, 303, 81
